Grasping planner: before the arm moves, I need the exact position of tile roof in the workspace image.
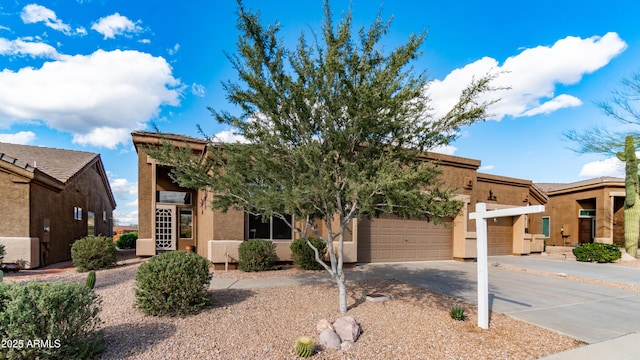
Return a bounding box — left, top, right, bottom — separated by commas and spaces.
535, 176, 624, 193
131, 130, 207, 144
0, 142, 98, 183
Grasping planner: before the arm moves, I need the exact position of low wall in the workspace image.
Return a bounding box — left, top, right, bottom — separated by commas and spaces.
0, 237, 40, 269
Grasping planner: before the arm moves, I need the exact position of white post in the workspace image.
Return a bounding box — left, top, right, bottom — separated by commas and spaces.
469, 203, 544, 330
475, 203, 489, 329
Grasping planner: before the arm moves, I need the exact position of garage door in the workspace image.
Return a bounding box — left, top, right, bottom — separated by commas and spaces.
487, 216, 512, 255
358, 215, 452, 263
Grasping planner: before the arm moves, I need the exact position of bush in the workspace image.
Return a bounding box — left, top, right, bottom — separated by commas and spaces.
573, 243, 622, 263
0, 243, 5, 264
135, 251, 212, 316
116, 232, 138, 249
0, 281, 103, 360
449, 306, 468, 321
71, 236, 117, 272
290, 238, 327, 270
238, 239, 277, 272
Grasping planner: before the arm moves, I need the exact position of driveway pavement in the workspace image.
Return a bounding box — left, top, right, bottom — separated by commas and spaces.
211, 256, 640, 358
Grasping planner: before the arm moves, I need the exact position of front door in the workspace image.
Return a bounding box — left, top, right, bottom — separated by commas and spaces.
578, 218, 593, 244
155, 204, 177, 250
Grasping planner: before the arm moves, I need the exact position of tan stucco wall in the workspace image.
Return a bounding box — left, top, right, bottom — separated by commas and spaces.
0, 170, 30, 237
30, 163, 114, 266
543, 186, 625, 246
0, 237, 39, 268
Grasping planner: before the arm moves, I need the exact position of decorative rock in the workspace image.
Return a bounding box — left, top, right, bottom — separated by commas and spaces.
340, 340, 356, 351
318, 329, 341, 349
365, 293, 390, 302
316, 318, 334, 332
333, 316, 361, 342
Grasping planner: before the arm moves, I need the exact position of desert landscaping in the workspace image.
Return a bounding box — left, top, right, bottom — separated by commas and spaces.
2, 250, 602, 360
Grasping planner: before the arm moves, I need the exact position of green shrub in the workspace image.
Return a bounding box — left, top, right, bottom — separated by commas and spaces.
290, 238, 327, 270
116, 232, 138, 249
135, 251, 212, 316
238, 239, 277, 272
0, 243, 5, 264
449, 306, 468, 321
0, 282, 103, 360
71, 236, 117, 272
573, 243, 622, 263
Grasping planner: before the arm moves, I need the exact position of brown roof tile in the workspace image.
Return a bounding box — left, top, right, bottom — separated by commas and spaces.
0, 142, 98, 183
535, 176, 624, 193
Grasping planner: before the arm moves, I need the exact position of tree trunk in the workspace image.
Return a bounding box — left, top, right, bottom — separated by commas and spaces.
625, 193, 640, 257
336, 273, 347, 313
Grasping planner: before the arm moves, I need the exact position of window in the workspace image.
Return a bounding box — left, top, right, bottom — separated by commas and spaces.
542, 217, 550, 238
247, 213, 292, 240
179, 208, 193, 239
87, 211, 95, 236
579, 209, 596, 218
156, 191, 192, 205
74, 207, 82, 221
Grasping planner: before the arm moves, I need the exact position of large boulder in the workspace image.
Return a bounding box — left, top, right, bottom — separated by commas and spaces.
316, 318, 334, 332
318, 329, 341, 349
333, 316, 361, 342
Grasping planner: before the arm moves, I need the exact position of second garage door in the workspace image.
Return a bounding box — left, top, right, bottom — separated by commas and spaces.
487, 216, 513, 255
358, 215, 453, 263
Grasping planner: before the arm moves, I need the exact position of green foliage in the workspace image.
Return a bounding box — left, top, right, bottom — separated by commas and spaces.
573, 243, 622, 263
238, 239, 277, 272
71, 236, 117, 272
116, 232, 138, 249
294, 336, 315, 358
290, 238, 327, 270
0, 243, 5, 264
85, 271, 96, 290
449, 306, 468, 321
135, 251, 212, 316
0, 282, 103, 360
146, 1, 498, 314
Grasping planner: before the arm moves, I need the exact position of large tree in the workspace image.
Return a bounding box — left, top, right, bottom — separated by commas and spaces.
152, 0, 498, 313
565, 72, 640, 257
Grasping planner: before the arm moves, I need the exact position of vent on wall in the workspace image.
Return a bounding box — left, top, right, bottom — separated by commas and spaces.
522, 193, 529, 203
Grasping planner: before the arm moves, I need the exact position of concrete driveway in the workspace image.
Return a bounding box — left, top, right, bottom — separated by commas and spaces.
355, 257, 640, 344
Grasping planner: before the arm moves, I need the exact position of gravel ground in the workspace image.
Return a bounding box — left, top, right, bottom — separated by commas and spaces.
3, 252, 586, 360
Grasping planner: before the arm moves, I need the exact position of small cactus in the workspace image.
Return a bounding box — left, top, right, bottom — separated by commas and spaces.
295, 336, 315, 358
85, 270, 96, 289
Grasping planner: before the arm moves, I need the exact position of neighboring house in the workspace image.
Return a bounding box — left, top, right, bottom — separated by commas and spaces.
536, 177, 626, 247
132, 131, 548, 267
0, 143, 116, 268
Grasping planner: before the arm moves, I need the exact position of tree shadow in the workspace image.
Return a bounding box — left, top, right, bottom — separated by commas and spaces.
100, 322, 176, 359
209, 288, 257, 308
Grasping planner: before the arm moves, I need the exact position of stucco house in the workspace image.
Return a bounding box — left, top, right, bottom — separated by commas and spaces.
536, 177, 627, 247
132, 131, 549, 267
0, 142, 116, 268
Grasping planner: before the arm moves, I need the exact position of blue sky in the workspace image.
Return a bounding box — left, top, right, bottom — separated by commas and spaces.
1, 0, 639, 225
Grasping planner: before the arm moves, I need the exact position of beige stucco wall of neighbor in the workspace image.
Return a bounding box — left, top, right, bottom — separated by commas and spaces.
0, 170, 30, 237
542, 183, 626, 247
29, 163, 114, 266
0, 237, 39, 269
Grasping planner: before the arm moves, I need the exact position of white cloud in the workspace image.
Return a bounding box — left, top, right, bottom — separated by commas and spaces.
214, 129, 249, 143
168, 43, 180, 55
108, 176, 137, 197
0, 25, 10, 31
20, 4, 82, 36
0, 131, 36, 144
430, 144, 457, 155
113, 208, 138, 226
191, 83, 206, 97
480, 165, 495, 171
579, 156, 625, 178
91, 13, 142, 39
0, 38, 62, 59
0, 49, 183, 148
126, 199, 138, 207
429, 32, 627, 120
